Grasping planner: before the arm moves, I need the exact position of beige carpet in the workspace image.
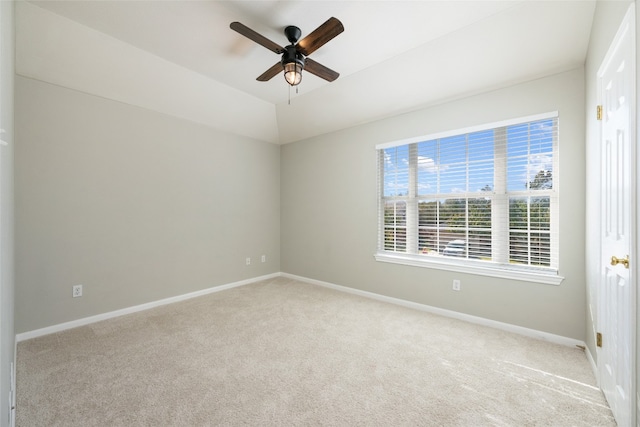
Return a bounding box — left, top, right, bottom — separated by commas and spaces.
17, 276, 615, 426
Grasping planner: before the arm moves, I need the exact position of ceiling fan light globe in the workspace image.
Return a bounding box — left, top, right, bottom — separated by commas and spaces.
284, 62, 302, 86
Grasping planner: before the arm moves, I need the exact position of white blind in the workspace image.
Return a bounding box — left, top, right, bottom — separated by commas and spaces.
378, 113, 559, 272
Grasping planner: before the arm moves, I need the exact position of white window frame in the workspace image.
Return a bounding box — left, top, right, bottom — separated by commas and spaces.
375, 112, 563, 285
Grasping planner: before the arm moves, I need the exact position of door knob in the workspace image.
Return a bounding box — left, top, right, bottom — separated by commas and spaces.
610, 255, 629, 269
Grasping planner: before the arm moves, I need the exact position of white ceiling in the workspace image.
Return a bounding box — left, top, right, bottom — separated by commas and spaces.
22, 0, 596, 144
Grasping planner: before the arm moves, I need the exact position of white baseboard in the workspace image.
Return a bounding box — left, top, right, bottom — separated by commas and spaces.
16, 273, 280, 342
282, 272, 587, 349
17, 271, 588, 351
585, 345, 598, 385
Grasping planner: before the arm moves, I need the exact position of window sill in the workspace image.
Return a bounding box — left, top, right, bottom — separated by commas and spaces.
374, 252, 564, 285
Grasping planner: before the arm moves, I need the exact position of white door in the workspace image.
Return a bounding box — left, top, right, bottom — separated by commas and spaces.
597, 5, 636, 427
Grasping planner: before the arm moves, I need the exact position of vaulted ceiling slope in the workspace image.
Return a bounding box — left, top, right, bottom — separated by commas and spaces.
18, 1, 596, 144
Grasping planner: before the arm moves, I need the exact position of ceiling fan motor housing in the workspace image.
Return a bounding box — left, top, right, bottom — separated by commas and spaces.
281, 45, 305, 68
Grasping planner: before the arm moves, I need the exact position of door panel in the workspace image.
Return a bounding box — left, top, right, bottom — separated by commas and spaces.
597, 5, 635, 426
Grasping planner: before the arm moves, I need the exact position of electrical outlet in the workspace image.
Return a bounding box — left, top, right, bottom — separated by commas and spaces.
261, 255, 266, 263
246, 257, 251, 266
452, 280, 461, 291
72, 285, 83, 298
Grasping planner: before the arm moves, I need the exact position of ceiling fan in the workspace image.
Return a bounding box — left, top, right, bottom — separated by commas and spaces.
230, 17, 344, 87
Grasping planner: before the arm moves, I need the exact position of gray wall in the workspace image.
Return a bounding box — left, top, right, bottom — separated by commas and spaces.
0, 1, 14, 425
584, 0, 632, 364
15, 76, 281, 333
281, 68, 587, 340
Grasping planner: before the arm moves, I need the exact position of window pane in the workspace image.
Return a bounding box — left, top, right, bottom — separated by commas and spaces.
418, 200, 439, 227
418, 229, 438, 254
384, 227, 407, 252
510, 196, 550, 231
507, 156, 529, 191
384, 201, 406, 226
469, 198, 491, 259
383, 146, 410, 197
441, 198, 466, 228
469, 230, 491, 260
528, 169, 553, 190
442, 236, 467, 258
439, 135, 466, 164
417, 132, 494, 196
440, 163, 467, 193
417, 140, 439, 195
509, 196, 551, 267
530, 232, 551, 266
530, 197, 550, 230
468, 198, 491, 229
529, 119, 555, 155
468, 129, 494, 162
418, 199, 441, 254
509, 231, 529, 264
384, 201, 407, 252
468, 161, 493, 193
509, 197, 529, 230
506, 120, 554, 191
507, 124, 530, 156
509, 231, 551, 267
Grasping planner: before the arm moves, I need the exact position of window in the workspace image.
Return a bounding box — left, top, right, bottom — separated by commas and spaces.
376, 112, 561, 284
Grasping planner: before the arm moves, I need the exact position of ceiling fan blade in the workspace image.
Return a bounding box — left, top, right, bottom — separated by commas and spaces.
296, 17, 344, 56
304, 58, 339, 82
230, 22, 285, 54
257, 62, 283, 82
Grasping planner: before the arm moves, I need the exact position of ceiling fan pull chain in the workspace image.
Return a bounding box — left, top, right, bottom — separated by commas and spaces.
288, 85, 291, 105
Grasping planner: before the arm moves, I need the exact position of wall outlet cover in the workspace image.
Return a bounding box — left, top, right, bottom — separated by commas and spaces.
72, 285, 83, 297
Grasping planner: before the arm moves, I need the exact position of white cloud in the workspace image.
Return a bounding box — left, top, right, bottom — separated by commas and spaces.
418, 182, 432, 192
418, 156, 447, 173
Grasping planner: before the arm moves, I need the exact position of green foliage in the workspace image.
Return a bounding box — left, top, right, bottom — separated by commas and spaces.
528, 170, 552, 190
